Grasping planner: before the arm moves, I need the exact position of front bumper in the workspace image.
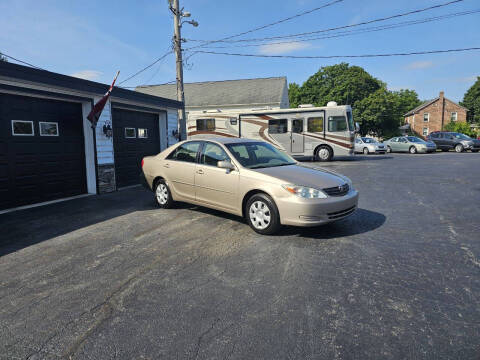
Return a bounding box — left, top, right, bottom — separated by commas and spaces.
277, 189, 359, 227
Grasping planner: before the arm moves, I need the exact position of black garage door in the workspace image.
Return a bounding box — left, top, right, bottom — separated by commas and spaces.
0, 93, 87, 210
112, 108, 160, 188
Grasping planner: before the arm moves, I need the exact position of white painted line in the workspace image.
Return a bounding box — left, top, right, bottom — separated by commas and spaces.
0, 194, 94, 215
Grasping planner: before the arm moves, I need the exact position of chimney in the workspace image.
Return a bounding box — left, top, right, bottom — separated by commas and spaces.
439, 91, 444, 100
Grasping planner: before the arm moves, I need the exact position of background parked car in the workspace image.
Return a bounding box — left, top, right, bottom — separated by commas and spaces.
354, 137, 386, 155
384, 136, 437, 154
427, 132, 480, 152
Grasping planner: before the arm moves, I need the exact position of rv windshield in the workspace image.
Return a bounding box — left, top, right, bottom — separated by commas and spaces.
226, 142, 296, 169
347, 111, 354, 131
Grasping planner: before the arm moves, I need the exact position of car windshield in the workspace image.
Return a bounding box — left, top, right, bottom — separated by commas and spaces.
407, 136, 425, 143
452, 133, 471, 140
361, 137, 375, 143
225, 142, 296, 169
346, 111, 354, 131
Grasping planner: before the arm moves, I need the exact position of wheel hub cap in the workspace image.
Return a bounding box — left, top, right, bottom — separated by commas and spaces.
156, 184, 169, 204
249, 201, 271, 230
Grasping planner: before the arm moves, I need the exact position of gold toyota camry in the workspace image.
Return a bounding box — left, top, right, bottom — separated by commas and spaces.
141, 138, 359, 234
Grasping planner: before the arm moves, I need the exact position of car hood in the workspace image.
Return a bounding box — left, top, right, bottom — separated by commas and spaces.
252, 164, 347, 189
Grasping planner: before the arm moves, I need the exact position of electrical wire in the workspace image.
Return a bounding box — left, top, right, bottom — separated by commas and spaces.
117, 51, 173, 85
186, 0, 465, 45
193, 47, 480, 59
184, 0, 344, 51
196, 10, 480, 49
0, 52, 46, 70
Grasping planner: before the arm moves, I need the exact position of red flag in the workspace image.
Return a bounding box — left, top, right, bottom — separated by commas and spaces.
87, 71, 120, 127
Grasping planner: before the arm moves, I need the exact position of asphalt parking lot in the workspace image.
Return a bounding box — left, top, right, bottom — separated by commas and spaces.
1, 152, 479, 359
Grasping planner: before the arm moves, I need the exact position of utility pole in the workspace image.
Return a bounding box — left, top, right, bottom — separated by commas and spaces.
169, 0, 198, 141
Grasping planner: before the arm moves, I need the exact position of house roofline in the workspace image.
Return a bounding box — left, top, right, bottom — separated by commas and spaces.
404, 97, 469, 116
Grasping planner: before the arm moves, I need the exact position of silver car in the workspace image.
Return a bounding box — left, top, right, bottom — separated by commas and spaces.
354, 137, 386, 155
384, 136, 437, 154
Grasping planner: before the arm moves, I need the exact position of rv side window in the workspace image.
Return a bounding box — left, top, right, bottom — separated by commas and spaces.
307, 117, 323, 133
197, 119, 215, 131
268, 119, 287, 134
328, 116, 347, 132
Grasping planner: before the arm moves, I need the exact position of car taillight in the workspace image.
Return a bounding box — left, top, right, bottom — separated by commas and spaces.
141, 158, 144, 168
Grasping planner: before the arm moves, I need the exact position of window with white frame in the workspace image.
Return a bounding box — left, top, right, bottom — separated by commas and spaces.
39, 122, 59, 136
138, 128, 148, 138
423, 127, 429, 136
451, 112, 458, 122
125, 127, 136, 138
12, 120, 34, 136
423, 113, 429, 122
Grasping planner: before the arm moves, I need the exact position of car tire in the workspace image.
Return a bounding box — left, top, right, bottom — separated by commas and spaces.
246, 193, 281, 235
455, 144, 464, 153
472, 149, 479, 153
154, 179, 174, 208
387, 146, 392, 153
363, 147, 369, 155
314, 145, 333, 162
409, 146, 417, 154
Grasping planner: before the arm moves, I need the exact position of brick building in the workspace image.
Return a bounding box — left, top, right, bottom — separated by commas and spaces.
404, 91, 468, 137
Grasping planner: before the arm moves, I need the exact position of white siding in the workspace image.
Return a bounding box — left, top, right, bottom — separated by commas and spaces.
95, 98, 114, 165
159, 112, 168, 151
167, 110, 178, 146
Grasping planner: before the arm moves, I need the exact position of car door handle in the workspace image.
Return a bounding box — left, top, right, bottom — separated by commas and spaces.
196, 169, 204, 174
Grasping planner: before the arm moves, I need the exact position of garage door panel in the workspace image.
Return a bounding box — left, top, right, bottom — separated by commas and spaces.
113, 108, 160, 188
0, 93, 87, 210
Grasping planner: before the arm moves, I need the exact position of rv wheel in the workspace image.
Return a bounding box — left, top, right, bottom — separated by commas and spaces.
315, 145, 333, 162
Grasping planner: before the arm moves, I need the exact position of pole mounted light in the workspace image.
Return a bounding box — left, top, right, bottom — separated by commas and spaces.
169, 0, 199, 141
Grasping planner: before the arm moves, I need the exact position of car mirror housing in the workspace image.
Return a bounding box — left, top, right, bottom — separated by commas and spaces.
217, 160, 235, 171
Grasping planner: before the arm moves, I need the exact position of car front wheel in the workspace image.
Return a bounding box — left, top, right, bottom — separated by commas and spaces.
154, 180, 174, 208
455, 144, 464, 153
409, 146, 417, 154
363, 147, 369, 155
246, 193, 281, 235
387, 146, 392, 153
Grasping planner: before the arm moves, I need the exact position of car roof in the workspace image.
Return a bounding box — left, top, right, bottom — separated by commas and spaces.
183, 137, 260, 145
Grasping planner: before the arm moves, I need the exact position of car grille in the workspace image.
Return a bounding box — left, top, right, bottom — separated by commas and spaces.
323, 183, 349, 197
378, 145, 384, 148
327, 205, 356, 220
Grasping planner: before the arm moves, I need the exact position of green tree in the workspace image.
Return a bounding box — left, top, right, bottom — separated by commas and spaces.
288, 82, 302, 108
391, 89, 422, 123
289, 63, 383, 108
460, 76, 480, 123
444, 121, 475, 136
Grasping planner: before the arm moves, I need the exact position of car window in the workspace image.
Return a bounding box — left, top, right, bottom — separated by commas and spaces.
200, 142, 230, 166
307, 117, 323, 132
355, 139, 362, 144
167, 142, 201, 163
226, 142, 296, 169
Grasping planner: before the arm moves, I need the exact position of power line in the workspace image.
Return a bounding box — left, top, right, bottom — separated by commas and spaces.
196, 10, 480, 49
184, 0, 344, 51
194, 47, 480, 59
187, 0, 465, 44
0, 52, 46, 70
117, 51, 173, 85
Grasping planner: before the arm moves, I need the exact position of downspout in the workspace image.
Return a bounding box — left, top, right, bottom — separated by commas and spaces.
441, 98, 445, 131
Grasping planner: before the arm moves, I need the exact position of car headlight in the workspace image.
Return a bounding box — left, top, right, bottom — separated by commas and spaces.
282, 185, 328, 199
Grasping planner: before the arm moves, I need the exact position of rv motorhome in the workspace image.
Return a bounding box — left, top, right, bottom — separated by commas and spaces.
187, 102, 357, 161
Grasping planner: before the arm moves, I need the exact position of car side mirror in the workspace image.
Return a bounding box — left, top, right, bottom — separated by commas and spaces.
217, 160, 235, 171
355, 122, 360, 133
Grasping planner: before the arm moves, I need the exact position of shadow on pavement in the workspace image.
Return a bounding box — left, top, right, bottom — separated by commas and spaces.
0, 188, 154, 257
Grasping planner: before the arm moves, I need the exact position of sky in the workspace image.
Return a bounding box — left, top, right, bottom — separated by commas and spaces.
1, 0, 479, 102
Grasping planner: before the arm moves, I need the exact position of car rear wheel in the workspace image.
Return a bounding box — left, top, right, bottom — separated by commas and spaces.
455, 144, 464, 153
409, 146, 417, 154
363, 147, 369, 155
315, 145, 333, 162
387, 146, 392, 153
154, 180, 174, 208
472, 149, 479, 153
246, 193, 281, 235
